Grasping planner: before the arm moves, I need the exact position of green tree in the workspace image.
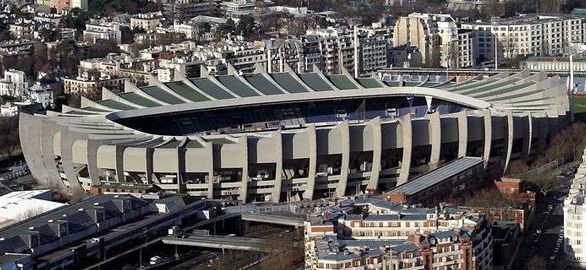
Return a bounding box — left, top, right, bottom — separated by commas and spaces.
62, 8, 91, 33
215, 18, 236, 39
237, 16, 255, 38
194, 22, 211, 43
38, 28, 58, 42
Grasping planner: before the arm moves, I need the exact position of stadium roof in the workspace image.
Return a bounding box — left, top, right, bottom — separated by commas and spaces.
61, 69, 568, 117
35, 68, 569, 150
390, 157, 483, 196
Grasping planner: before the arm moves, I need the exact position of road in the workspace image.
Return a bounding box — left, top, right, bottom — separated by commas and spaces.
168, 252, 220, 270
513, 169, 573, 270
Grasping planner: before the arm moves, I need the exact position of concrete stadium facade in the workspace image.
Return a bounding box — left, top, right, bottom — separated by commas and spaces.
19, 68, 570, 203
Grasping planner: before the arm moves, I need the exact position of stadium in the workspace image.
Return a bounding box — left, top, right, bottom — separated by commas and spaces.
19, 67, 570, 203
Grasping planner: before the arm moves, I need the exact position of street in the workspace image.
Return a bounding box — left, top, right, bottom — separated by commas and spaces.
513, 168, 574, 270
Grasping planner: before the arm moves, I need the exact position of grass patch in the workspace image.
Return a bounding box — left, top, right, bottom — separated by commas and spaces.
574, 96, 586, 113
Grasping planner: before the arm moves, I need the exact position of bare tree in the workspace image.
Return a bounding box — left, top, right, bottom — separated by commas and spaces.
527, 172, 559, 195
0, 116, 20, 161
506, 160, 530, 177
526, 256, 547, 270
69, 186, 86, 204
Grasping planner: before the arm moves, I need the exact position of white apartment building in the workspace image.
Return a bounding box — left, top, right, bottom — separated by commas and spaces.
0, 69, 28, 97
63, 73, 125, 94
159, 57, 203, 80
83, 19, 122, 44
28, 83, 54, 109
221, 0, 256, 17
358, 29, 389, 73
433, 14, 459, 67
130, 12, 162, 33
458, 30, 479, 68
9, 20, 36, 40
462, 14, 584, 61
394, 13, 441, 66
71, 0, 88, 10
396, 13, 473, 68
564, 149, 586, 267
306, 27, 355, 75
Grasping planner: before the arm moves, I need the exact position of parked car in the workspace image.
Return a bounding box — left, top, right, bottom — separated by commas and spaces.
150, 256, 169, 265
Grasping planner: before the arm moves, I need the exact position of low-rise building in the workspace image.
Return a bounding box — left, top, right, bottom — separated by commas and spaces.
63, 73, 125, 94
222, 0, 257, 17
83, 19, 122, 44
0, 194, 207, 270
388, 45, 423, 68
130, 12, 163, 33
304, 197, 493, 270
158, 0, 221, 20
522, 56, 586, 72
462, 14, 584, 59
383, 157, 485, 205
28, 83, 54, 109
0, 190, 65, 228
0, 69, 28, 97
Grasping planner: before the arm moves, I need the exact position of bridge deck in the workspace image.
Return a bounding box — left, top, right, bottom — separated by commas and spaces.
241, 213, 305, 227
161, 235, 266, 251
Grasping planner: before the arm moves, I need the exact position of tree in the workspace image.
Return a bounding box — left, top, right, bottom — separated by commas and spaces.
70, 186, 86, 204
0, 116, 20, 161
119, 26, 135, 44
215, 18, 236, 39
194, 22, 211, 43
237, 15, 255, 38
62, 8, 91, 33
527, 172, 559, 195
258, 229, 304, 270
38, 28, 58, 42
505, 160, 530, 177
526, 256, 547, 270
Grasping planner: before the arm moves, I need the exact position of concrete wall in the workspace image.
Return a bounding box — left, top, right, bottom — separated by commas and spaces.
21, 110, 568, 202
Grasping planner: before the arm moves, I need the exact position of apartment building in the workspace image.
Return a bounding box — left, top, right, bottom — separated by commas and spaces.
83, 19, 122, 44
458, 30, 479, 68
358, 30, 389, 73
9, 20, 36, 40
130, 12, 163, 33
304, 197, 493, 270
226, 42, 267, 74
158, 0, 220, 20
63, 73, 125, 94
36, 0, 71, 11
265, 38, 303, 73
307, 28, 355, 75
78, 53, 155, 86
564, 149, 586, 267
394, 14, 441, 67
0, 69, 28, 97
221, 0, 257, 17
461, 14, 584, 60
301, 35, 323, 72
434, 14, 459, 68
158, 57, 203, 81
